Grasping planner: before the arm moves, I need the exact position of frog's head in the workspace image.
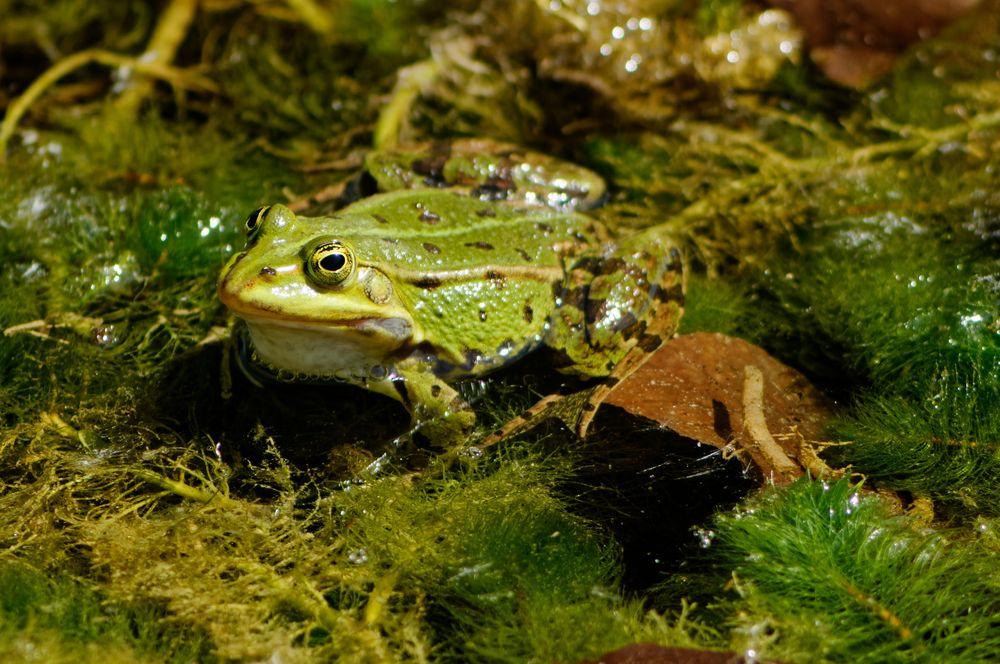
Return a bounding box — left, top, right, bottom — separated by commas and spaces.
218, 205, 415, 356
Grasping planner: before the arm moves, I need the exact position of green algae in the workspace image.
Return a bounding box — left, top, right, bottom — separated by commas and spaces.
1, 0, 1000, 661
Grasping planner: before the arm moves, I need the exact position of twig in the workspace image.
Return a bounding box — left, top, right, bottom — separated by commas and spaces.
0, 48, 216, 157
742, 365, 801, 481
114, 0, 200, 116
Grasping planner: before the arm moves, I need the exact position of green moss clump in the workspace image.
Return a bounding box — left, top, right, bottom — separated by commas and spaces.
56, 444, 709, 662
677, 273, 759, 340
757, 209, 1000, 513
131, 186, 240, 281
710, 478, 1000, 662
426, 466, 708, 661
0, 563, 209, 664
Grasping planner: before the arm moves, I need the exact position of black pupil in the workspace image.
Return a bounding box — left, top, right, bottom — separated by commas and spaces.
319, 252, 346, 272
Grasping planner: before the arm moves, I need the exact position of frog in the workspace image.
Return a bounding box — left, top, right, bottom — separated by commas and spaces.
218, 139, 683, 450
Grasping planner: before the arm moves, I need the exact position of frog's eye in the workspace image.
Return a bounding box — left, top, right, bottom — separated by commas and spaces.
306, 239, 356, 288
244, 206, 269, 239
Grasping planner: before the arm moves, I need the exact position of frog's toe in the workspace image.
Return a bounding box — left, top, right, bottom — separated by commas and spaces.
412, 406, 476, 451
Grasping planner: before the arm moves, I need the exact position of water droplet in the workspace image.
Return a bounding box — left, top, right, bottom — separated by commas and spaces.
92, 324, 123, 349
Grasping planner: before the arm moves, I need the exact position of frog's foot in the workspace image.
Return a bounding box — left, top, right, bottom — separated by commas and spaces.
478, 393, 566, 450
371, 371, 477, 454
575, 330, 668, 438
410, 402, 476, 452
477, 388, 600, 451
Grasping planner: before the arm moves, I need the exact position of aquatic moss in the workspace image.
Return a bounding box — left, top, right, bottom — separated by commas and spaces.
677, 273, 759, 340
710, 479, 1000, 662
0, 563, 209, 664
754, 181, 1000, 514
64, 443, 710, 662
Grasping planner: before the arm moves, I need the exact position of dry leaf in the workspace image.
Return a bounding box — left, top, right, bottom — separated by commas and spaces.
576, 643, 751, 664
604, 332, 835, 482
768, 0, 980, 87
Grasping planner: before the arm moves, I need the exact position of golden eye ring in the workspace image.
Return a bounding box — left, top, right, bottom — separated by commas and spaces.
244, 206, 270, 239
305, 238, 355, 288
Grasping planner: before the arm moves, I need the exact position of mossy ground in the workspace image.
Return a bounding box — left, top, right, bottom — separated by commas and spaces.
1, 1, 999, 662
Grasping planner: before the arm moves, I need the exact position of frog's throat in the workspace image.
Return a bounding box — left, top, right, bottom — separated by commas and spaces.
239, 316, 411, 381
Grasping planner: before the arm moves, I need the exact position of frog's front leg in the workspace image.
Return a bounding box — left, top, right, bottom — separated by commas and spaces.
368, 368, 476, 450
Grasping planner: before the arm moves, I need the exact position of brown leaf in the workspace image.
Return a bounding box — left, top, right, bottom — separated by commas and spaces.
575, 643, 751, 664
767, 0, 981, 87
604, 332, 835, 483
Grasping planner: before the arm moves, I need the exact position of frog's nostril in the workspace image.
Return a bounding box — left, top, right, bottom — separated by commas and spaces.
258, 266, 278, 278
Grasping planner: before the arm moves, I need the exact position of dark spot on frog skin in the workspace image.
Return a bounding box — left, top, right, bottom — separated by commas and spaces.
413, 275, 443, 289
422, 242, 442, 255
471, 184, 512, 202
561, 285, 587, 312
515, 248, 532, 262
535, 222, 553, 233
572, 256, 603, 276
381, 237, 400, 244
588, 297, 608, 321
479, 309, 488, 322
431, 384, 442, 397
655, 282, 685, 305
465, 241, 494, 250
412, 151, 450, 182
597, 257, 627, 277
476, 208, 497, 217
485, 270, 507, 288
372, 213, 389, 224
523, 302, 534, 323
419, 210, 441, 224
638, 332, 665, 353
258, 266, 277, 278
581, 402, 596, 412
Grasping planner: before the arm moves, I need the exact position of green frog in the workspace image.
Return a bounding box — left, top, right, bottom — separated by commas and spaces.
218, 139, 683, 449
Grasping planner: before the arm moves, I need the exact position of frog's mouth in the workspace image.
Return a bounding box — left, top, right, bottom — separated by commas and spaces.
219, 284, 414, 340
234, 310, 413, 338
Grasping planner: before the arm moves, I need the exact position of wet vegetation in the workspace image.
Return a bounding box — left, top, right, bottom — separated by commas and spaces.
1, 0, 998, 661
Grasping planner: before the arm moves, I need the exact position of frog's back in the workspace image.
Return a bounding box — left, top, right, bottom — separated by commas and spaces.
314, 189, 599, 270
